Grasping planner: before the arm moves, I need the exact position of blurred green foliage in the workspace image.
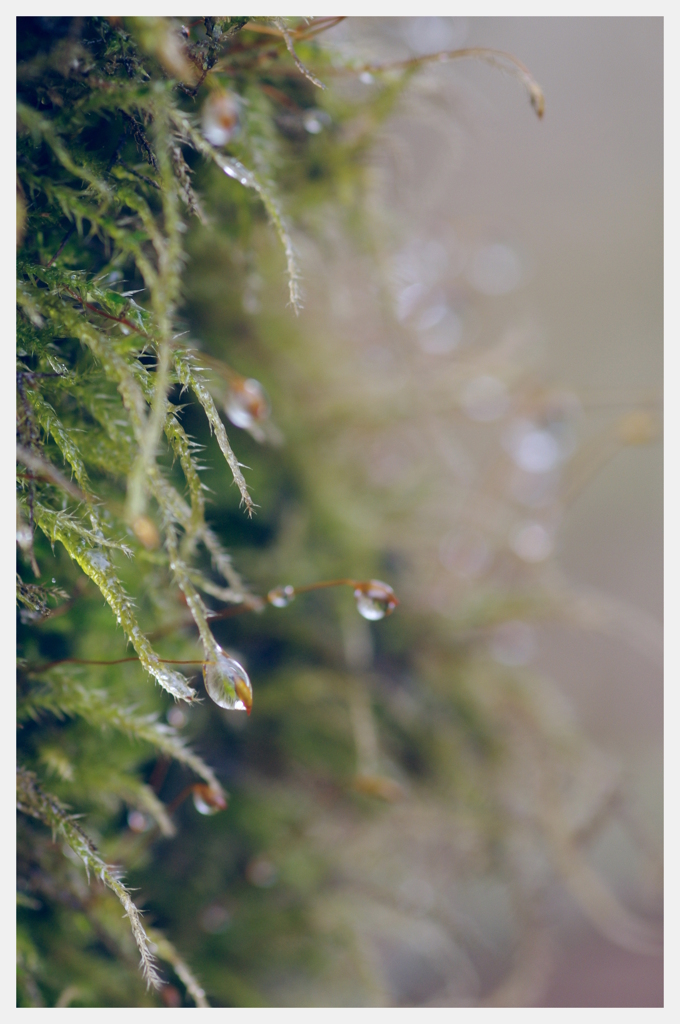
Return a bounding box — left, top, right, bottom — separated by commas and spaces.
17, 16, 660, 1008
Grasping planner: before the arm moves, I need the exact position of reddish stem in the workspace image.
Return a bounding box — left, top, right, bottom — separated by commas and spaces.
65, 286, 148, 337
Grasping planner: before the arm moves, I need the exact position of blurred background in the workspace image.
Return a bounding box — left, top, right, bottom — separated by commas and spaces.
18, 16, 662, 1008
163, 16, 664, 1007
219, 16, 662, 1005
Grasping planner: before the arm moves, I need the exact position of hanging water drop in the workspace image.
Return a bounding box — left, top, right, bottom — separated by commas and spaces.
353, 580, 398, 621
268, 584, 295, 608
192, 784, 228, 816
201, 89, 240, 148
127, 810, 151, 833
203, 649, 253, 713
224, 377, 270, 431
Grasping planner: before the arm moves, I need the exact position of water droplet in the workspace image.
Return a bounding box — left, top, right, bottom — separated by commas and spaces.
161, 986, 182, 1009
127, 810, 150, 833
504, 419, 564, 474
354, 580, 398, 621
16, 523, 32, 549
203, 650, 253, 713
245, 856, 278, 888
202, 90, 240, 148
461, 375, 510, 422
224, 377, 270, 431
167, 706, 187, 729
415, 301, 447, 332
268, 584, 295, 608
510, 521, 554, 562
489, 620, 535, 666
396, 281, 426, 321
303, 109, 330, 134
200, 903, 231, 933
89, 551, 109, 572
514, 429, 560, 473
132, 514, 159, 550
192, 784, 228, 816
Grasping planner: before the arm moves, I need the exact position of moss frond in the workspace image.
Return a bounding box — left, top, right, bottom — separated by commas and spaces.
16, 767, 162, 990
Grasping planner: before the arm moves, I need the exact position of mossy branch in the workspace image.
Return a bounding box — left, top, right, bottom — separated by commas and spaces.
19, 673, 222, 794
170, 109, 302, 312
174, 351, 254, 514
147, 928, 210, 1008
33, 504, 196, 703
16, 767, 162, 990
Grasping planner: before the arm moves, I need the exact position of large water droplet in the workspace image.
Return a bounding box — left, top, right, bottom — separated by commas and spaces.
89, 551, 110, 572
354, 580, 398, 621
303, 109, 330, 134
202, 90, 240, 148
245, 856, 278, 888
167, 706, 187, 729
192, 784, 228, 816
200, 903, 231, 933
127, 810, 151, 833
504, 419, 562, 473
268, 584, 295, 608
203, 650, 253, 713
510, 521, 554, 562
224, 377, 270, 431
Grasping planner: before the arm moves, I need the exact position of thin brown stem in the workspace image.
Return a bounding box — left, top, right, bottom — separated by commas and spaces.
46, 225, 75, 268
291, 578, 358, 594
64, 286, 149, 337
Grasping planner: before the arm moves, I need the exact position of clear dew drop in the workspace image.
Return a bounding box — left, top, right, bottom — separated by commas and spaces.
167, 706, 187, 729
202, 90, 240, 148
127, 810, 151, 833
203, 650, 253, 713
353, 580, 398, 621
268, 584, 295, 608
510, 521, 554, 563
224, 377, 270, 431
192, 784, 227, 816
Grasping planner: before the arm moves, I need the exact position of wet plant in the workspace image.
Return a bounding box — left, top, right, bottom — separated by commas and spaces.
17, 16, 660, 1008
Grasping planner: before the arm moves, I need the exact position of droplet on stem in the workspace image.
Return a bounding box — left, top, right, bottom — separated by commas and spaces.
353, 580, 398, 621
192, 784, 228, 816
131, 514, 160, 550
203, 650, 253, 714
224, 377, 270, 431
201, 90, 240, 148
267, 584, 295, 608
127, 810, 151, 833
